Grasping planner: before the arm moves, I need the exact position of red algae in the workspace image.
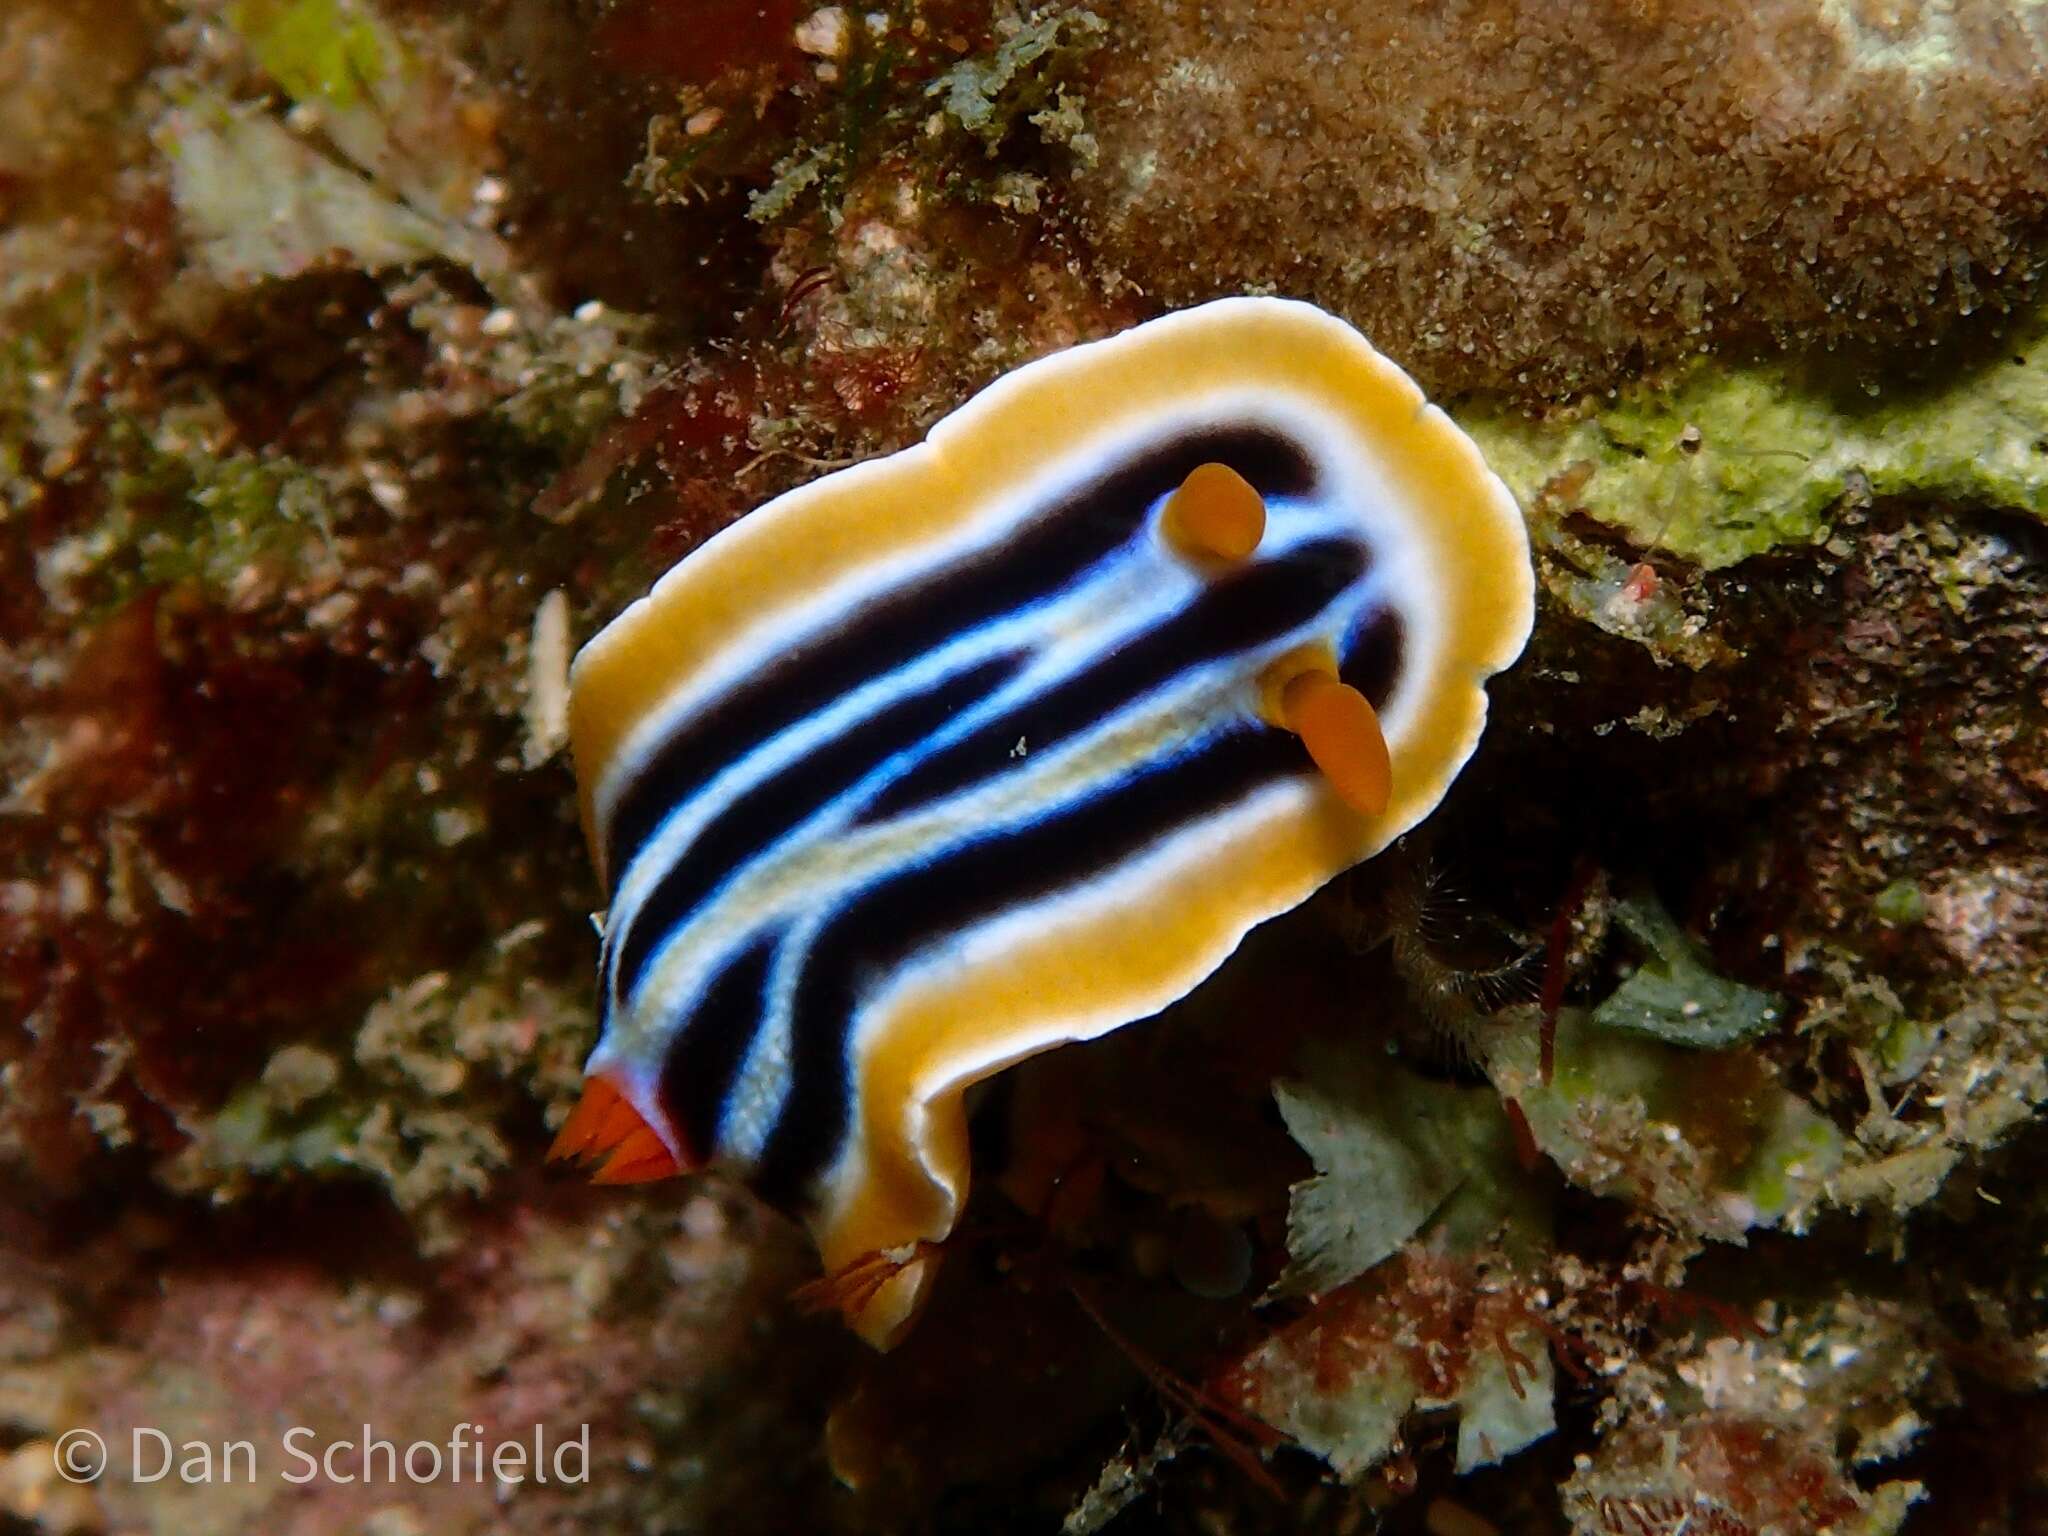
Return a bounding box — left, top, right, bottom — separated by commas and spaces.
596, 0, 806, 84
2, 593, 405, 1173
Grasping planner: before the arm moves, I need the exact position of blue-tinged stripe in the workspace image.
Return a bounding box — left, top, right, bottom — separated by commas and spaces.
654, 936, 778, 1164
597, 425, 1319, 884
611, 529, 1364, 1015
744, 721, 1315, 1209
857, 534, 1367, 823
607, 651, 1029, 1003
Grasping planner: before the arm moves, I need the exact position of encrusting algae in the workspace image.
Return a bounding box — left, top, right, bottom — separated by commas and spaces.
4, 0, 2048, 1532
1074, 0, 2048, 400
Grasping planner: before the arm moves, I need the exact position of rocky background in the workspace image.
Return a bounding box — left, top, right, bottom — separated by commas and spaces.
4, 2, 2047, 1532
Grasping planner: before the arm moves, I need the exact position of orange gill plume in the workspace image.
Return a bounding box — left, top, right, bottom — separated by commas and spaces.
547, 1075, 685, 1184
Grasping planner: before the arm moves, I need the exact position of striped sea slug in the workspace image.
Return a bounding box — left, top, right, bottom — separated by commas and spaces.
549, 297, 1534, 1347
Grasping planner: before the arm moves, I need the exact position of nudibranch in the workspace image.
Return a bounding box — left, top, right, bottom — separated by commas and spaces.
552, 297, 1533, 1347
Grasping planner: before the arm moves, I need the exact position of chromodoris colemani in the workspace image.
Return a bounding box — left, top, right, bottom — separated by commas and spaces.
550, 297, 1534, 1346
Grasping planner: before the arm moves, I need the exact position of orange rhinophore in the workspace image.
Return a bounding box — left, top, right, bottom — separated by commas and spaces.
548, 1075, 684, 1184
1278, 667, 1392, 817
1161, 461, 1268, 562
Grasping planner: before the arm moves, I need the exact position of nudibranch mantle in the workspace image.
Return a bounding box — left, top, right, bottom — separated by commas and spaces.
562, 297, 1533, 1346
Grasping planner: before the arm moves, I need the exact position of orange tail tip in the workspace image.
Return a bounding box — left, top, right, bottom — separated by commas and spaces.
549, 1076, 684, 1183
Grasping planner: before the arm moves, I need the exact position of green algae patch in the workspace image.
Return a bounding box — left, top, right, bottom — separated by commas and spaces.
1239, 1306, 1556, 1481
1275, 1048, 1551, 1296
0, 274, 97, 489
1450, 1326, 1557, 1474
156, 90, 506, 285
749, 144, 840, 225
183, 3, 510, 285
710, 6, 1107, 227
39, 433, 341, 616
1247, 1042, 1559, 1481
1251, 1347, 1418, 1482
930, 9, 1106, 151
203, 1047, 357, 1180
163, 944, 592, 1254
1274, 1067, 1461, 1294
1464, 301, 2048, 569
1873, 878, 1929, 928
1488, 1011, 1843, 1241
227, 0, 394, 112
1592, 893, 1785, 1050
